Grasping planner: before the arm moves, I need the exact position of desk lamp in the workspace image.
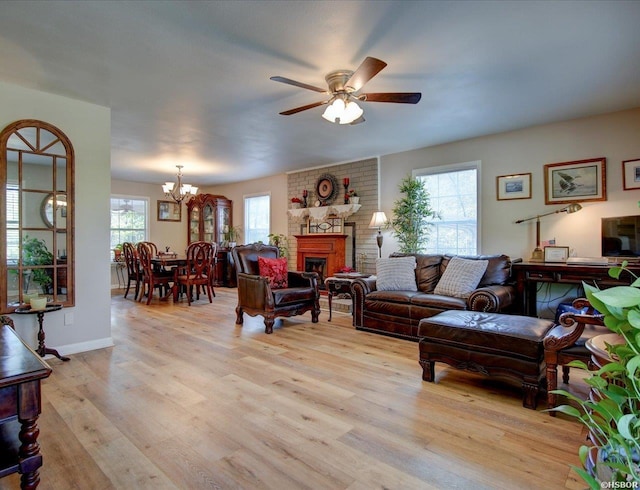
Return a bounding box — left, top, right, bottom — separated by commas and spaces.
515, 203, 582, 261
369, 211, 388, 258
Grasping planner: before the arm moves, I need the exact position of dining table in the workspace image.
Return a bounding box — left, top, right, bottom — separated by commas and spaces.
150, 254, 186, 301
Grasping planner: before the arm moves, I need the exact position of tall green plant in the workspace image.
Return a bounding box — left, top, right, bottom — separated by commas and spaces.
390, 175, 438, 253
551, 262, 640, 487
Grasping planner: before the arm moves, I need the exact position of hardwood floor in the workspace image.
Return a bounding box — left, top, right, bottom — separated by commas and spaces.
2, 288, 589, 489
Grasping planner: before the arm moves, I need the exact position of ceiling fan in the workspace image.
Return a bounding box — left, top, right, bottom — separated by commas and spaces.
271, 57, 421, 125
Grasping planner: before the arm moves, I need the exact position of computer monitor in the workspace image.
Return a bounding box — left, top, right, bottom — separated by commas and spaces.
601, 215, 640, 257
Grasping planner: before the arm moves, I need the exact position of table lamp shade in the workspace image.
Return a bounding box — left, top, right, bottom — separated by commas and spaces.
369, 211, 388, 229
369, 211, 388, 258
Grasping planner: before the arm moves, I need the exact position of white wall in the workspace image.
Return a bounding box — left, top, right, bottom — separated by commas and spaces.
380, 108, 640, 260
0, 81, 112, 354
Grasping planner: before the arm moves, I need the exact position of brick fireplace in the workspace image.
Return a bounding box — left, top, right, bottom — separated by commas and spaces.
295, 234, 346, 285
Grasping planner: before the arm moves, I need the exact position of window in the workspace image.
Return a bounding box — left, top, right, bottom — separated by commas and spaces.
244, 194, 270, 244
5, 183, 19, 264
110, 196, 149, 253
414, 161, 480, 255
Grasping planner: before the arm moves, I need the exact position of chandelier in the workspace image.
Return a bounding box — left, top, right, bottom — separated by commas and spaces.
162, 165, 198, 204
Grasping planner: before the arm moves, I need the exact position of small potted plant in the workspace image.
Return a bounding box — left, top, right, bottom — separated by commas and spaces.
347, 189, 359, 204
268, 233, 288, 258
22, 235, 54, 293
291, 197, 302, 209
112, 243, 123, 261
223, 226, 242, 248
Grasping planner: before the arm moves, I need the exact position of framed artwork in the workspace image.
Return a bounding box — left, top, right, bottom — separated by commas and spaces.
544, 157, 606, 204
496, 173, 531, 200
157, 200, 181, 222
622, 158, 640, 190
544, 246, 570, 263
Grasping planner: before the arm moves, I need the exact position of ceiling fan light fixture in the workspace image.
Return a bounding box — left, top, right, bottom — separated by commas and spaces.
322, 97, 363, 125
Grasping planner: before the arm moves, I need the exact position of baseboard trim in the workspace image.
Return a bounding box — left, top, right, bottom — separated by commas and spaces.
53, 337, 115, 357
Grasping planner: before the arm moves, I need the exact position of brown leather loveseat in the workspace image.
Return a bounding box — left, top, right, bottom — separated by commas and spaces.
352, 253, 517, 340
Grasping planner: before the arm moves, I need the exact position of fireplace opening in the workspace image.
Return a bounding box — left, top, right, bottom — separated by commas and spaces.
305, 257, 327, 287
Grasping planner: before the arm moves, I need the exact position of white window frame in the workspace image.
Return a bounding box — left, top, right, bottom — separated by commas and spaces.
110, 194, 150, 250
413, 161, 482, 255
244, 192, 271, 245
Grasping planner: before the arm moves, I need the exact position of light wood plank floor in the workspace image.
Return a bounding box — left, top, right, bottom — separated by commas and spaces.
1, 288, 589, 489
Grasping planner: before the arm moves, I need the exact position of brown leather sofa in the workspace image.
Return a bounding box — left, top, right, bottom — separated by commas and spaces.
352, 253, 517, 340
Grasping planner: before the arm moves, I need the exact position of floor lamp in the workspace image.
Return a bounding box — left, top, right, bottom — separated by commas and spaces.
369, 211, 388, 258
515, 203, 582, 261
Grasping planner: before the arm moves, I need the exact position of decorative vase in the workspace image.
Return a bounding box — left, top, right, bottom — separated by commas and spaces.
349, 196, 360, 205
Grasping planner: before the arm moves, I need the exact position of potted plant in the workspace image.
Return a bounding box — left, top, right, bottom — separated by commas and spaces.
268, 233, 288, 258
550, 261, 640, 487
347, 189, 359, 204
112, 243, 123, 261
223, 226, 242, 248
390, 175, 439, 253
22, 235, 54, 293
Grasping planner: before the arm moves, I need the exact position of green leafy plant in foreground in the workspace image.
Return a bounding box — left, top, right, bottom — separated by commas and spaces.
550, 261, 640, 487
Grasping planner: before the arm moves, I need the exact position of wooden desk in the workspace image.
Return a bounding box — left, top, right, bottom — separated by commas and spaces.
512, 261, 640, 316
0, 325, 52, 489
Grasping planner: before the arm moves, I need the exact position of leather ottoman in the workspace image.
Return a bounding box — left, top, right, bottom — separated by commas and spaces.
417, 311, 555, 409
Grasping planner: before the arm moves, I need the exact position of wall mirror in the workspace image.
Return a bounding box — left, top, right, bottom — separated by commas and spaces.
0, 119, 75, 312
41, 193, 67, 229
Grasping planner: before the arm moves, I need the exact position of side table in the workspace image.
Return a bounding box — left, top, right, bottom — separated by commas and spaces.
14, 304, 70, 362
325, 275, 373, 322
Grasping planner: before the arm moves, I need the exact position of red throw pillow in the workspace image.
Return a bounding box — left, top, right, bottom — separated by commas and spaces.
258, 256, 288, 289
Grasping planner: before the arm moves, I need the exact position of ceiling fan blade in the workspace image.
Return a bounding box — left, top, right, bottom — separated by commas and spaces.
345, 57, 387, 92
270, 76, 327, 93
360, 92, 422, 104
279, 100, 328, 116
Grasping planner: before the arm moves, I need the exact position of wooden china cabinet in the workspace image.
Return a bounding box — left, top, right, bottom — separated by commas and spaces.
186, 194, 232, 286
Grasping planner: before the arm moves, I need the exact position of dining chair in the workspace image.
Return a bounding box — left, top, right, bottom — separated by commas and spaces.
136, 242, 174, 304
175, 241, 216, 305
122, 242, 141, 299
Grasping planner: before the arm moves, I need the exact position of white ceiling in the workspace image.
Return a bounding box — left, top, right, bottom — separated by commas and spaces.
1, 1, 639, 186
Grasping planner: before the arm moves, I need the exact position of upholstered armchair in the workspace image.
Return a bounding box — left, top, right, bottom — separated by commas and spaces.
232, 243, 320, 334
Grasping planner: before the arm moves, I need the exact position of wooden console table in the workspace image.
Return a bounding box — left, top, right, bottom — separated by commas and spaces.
0, 325, 52, 489
512, 261, 640, 316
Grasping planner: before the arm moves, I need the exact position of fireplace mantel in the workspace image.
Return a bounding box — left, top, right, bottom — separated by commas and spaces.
295, 234, 347, 284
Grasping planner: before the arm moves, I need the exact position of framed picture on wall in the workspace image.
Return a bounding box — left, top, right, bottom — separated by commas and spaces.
622, 158, 640, 190
496, 173, 531, 200
157, 200, 181, 222
544, 157, 606, 204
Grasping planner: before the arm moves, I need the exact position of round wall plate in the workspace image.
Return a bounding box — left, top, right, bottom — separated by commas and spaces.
315, 173, 339, 205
